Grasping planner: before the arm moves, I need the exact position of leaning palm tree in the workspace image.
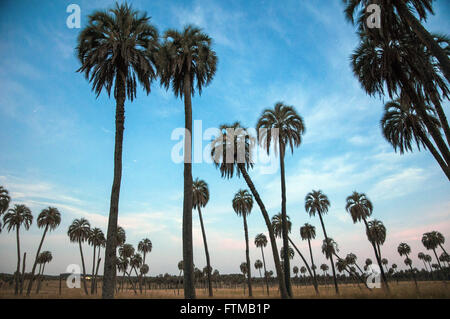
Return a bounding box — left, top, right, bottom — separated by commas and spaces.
300, 223, 319, 289
321, 238, 338, 286
346, 192, 389, 290
35, 251, 52, 294
305, 190, 339, 294
233, 189, 253, 297
418, 252, 428, 271
3, 204, 33, 295
76, 3, 159, 299
398, 242, 418, 288
343, 0, 450, 83
254, 233, 270, 296
88, 227, 105, 294
158, 25, 217, 299
422, 231, 447, 270
26, 207, 61, 295
381, 98, 449, 179
211, 122, 288, 298
256, 102, 305, 297
366, 219, 387, 259
67, 218, 91, 295
192, 178, 213, 297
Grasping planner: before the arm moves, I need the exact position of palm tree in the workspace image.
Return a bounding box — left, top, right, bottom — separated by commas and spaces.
35, 251, 52, 294
381, 258, 389, 273
138, 238, 152, 265
211, 122, 288, 298
3, 204, 33, 295
240, 262, 248, 295
88, 227, 105, 294
367, 219, 387, 259
292, 266, 299, 287
346, 192, 389, 290
422, 231, 447, 270
177, 260, 183, 295
67, 218, 91, 295
76, 3, 159, 299
280, 246, 295, 261
140, 264, 149, 293
116, 226, 126, 247
26, 207, 61, 295
192, 178, 213, 297
320, 264, 329, 286
398, 242, 418, 288
94, 233, 106, 294
256, 102, 305, 297
300, 223, 319, 288
158, 25, 217, 299
232, 189, 253, 297
254, 260, 264, 292
418, 252, 428, 271
0, 186, 10, 222
305, 190, 339, 294
272, 213, 318, 294
118, 243, 136, 292
130, 253, 143, 293
350, 30, 450, 177
343, 0, 450, 83
381, 98, 449, 179
321, 238, 338, 286
254, 233, 270, 296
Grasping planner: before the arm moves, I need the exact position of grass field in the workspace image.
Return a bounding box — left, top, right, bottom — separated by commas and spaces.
1, 281, 449, 299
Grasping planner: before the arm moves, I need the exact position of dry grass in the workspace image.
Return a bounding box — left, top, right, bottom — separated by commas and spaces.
0, 281, 449, 299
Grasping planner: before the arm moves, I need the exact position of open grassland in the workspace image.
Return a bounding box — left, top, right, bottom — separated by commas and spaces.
1, 281, 449, 299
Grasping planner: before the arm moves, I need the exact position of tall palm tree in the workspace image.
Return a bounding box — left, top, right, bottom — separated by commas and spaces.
76, 3, 159, 299
367, 219, 387, 259
256, 102, 305, 297
35, 251, 52, 294
346, 192, 389, 290
422, 231, 447, 270
305, 190, 339, 294
232, 189, 253, 297
254, 233, 270, 296
3, 204, 33, 295
398, 242, 418, 288
381, 98, 449, 180
26, 207, 61, 295
88, 227, 105, 294
138, 238, 152, 265
211, 122, 288, 298
350, 30, 450, 176
272, 213, 318, 294
300, 223, 319, 288
343, 0, 450, 83
192, 178, 213, 297
68, 218, 91, 295
159, 25, 217, 299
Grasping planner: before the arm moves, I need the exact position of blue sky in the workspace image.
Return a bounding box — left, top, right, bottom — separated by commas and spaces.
0, 0, 449, 277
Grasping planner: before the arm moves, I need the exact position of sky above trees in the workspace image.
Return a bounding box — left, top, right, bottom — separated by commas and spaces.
0, 0, 449, 276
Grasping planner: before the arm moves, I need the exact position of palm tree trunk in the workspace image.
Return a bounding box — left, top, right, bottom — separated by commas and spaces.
35, 264, 42, 293
242, 214, 253, 297
278, 142, 292, 297
182, 71, 195, 299
417, 130, 450, 180
438, 244, 448, 256
36, 262, 46, 294
317, 213, 339, 294
94, 257, 101, 294
197, 207, 213, 297
20, 252, 26, 294
260, 247, 270, 296
362, 218, 390, 291
238, 164, 288, 299
288, 237, 319, 294
307, 239, 319, 293
394, 2, 450, 84
26, 225, 48, 296
433, 248, 443, 271
102, 77, 126, 299
14, 226, 20, 295
78, 239, 89, 295
91, 244, 96, 294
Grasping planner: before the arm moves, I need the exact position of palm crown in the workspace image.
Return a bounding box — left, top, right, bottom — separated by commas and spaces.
322, 238, 338, 260
0, 186, 10, 216
366, 219, 386, 245
138, 238, 152, 255
37, 207, 61, 231
422, 231, 444, 250
89, 228, 106, 247
345, 191, 373, 223
192, 178, 209, 209
68, 218, 91, 243
232, 190, 253, 217
300, 223, 316, 240
398, 242, 411, 256
3, 204, 33, 232
254, 233, 268, 248
305, 190, 330, 217
271, 213, 292, 238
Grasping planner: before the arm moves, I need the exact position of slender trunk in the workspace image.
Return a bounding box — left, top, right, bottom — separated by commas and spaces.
278, 142, 292, 297
318, 213, 339, 294
238, 164, 288, 298
197, 206, 213, 297
362, 218, 390, 292
102, 76, 126, 299
35, 264, 42, 293
14, 226, 20, 295
417, 130, 450, 180
26, 225, 48, 296
125, 268, 137, 294
307, 239, 319, 292
94, 257, 101, 294
79, 240, 89, 295
260, 247, 270, 296
395, 2, 450, 84
36, 262, 46, 294
133, 266, 143, 294
433, 248, 443, 271
91, 244, 96, 294
20, 252, 26, 294
288, 237, 319, 294
182, 71, 195, 299
439, 244, 448, 256
242, 214, 253, 297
